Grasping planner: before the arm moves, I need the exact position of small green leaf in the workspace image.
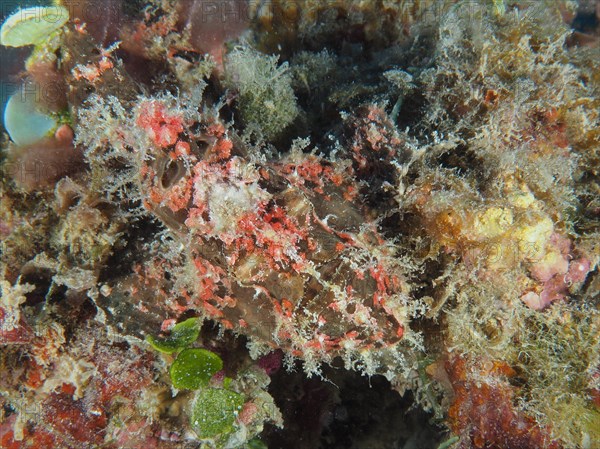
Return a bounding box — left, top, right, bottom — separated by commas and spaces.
146, 318, 200, 353
170, 348, 223, 390
191, 388, 245, 439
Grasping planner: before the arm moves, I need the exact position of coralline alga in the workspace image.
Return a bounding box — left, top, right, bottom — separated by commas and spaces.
1, 0, 599, 448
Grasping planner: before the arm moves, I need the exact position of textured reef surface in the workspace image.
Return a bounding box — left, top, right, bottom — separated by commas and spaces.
0, 1, 599, 448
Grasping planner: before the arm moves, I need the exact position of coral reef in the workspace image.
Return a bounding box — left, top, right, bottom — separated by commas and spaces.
1, 0, 599, 448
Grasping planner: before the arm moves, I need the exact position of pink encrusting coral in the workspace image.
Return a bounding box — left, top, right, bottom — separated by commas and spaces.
523, 232, 592, 310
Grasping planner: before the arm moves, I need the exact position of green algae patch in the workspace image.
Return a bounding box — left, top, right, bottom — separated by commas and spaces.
146, 318, 201, 353
170, 348, 223, 390
0, 6, 69, 47
247, 439, 268, 449
191, 388, 245, 439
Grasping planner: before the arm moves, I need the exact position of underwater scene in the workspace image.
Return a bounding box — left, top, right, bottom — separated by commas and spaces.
0, 1, 599, 448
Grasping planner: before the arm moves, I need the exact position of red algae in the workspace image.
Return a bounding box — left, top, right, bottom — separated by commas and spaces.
176, 0, 249, 64
446, 356, 561, 449
5, 135, 83, 191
